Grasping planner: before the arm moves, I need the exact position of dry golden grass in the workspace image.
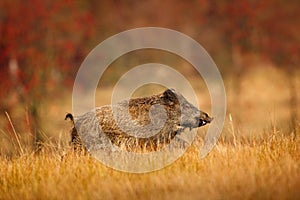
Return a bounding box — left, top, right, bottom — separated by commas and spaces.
0, 131, 299, 200
0, 67, 299, 199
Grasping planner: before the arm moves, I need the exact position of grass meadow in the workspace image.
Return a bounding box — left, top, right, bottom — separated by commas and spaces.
0, 67, 299, 200
0, 133, 299, 200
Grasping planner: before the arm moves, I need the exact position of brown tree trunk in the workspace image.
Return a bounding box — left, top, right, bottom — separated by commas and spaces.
12, 57, 44, 151
231, 44, 244, 126
287, 69, 298, 138
29, 103, 43, 151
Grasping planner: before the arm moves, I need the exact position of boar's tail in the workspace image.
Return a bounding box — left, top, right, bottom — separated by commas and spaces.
65, 113, 74, 125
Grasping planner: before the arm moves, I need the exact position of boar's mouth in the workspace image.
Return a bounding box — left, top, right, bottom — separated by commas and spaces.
178, 115, 213, 129
198, 117, 213, 127
198, 115, 213, 127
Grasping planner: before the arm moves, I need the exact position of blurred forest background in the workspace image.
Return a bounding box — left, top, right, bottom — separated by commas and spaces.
0, 0, 299, 152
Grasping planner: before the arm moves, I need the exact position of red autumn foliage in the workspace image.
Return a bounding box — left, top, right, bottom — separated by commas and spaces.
0, 0, 94, 110
0, 0, 298, 137
206, 0, 299, 67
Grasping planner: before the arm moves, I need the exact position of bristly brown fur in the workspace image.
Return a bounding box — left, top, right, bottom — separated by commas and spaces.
66, 89, 212, 153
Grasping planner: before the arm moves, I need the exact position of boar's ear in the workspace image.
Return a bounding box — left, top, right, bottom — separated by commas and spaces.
163, 89, 178, 104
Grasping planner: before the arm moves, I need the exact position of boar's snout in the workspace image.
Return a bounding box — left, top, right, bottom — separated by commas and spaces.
197, 112, 213, 127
